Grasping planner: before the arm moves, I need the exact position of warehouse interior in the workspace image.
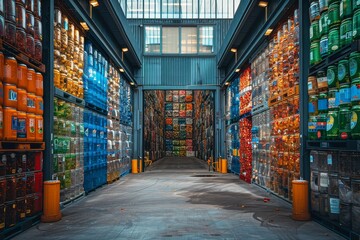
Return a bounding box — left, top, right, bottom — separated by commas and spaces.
0, 0, 359, 239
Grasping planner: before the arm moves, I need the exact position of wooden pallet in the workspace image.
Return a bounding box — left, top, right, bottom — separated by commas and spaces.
268, 85, 299, 107
0, 141, 45, 151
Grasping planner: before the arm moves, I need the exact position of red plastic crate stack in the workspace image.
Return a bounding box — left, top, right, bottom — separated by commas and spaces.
239, 67, 252, 116
239, 117, 252, 183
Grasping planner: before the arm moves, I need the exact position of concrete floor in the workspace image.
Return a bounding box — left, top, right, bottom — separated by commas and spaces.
15, 157, 345, 240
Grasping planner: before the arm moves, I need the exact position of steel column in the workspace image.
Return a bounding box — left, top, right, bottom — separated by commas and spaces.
42, 0, 55, 181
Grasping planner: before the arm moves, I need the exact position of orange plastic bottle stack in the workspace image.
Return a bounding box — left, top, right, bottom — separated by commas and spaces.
35, 114, 43, 142
3, 107, 18, 141
17, 63, 28, 89
4, 84, 18, 108
27, 113, 36, 141
17, 111, 27, 141
17, 88, 28, 111
35, 72, 43, 96
27, 68, 36, 93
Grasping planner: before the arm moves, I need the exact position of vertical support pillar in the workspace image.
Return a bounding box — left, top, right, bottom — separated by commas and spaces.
215, 87, 224, 162
42, 0, 55, 181
133, 86, 143, 170
299, 0, 310, 181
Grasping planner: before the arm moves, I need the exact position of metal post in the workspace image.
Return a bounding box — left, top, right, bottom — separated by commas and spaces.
299, 0, 310, 181
42, 0, 55, 181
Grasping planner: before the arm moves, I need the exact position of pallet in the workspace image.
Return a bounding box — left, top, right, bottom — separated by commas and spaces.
0, 213, 41, 240
60, 192, 86, 208
107, 177, 120, 184
268, 85, 299, 107
251, 103, 269, 115
55, 88, 85, 107
85, 103, 108, 116
0, 39, 45, 73
0, 141, 45, 151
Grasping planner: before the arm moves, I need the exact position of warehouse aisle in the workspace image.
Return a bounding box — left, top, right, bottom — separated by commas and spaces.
15, 158, 344, 240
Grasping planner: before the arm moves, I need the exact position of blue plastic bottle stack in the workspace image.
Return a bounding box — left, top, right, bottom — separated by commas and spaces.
229, 123, 240, 174
120, 79, 132, 126
230, 78, 240, 121
83, 42, 108, 111
83, 110, 108, 192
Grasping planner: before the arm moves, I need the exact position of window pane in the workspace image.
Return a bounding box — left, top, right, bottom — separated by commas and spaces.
199, 26, 214, 53
163, 27, 179, 53
181, 27, 197, 53
145, 26, 161, 53
180, 0, 195, 19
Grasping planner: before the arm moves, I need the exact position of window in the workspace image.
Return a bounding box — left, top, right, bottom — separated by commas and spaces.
162, 27, 180, 53
145, 26, 161, 53
120, 0, 241, 19
145, 25, 213, 54
199, 26, 214, 53
181, 27, 198, 53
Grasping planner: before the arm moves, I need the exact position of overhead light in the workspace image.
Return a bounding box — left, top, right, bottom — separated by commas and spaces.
235, 68, 240, 72
258, 1, 268, 7
230, 48, 237, 53
90, 0, 99, 7
265, 28, 273, 36
122, 48, 129, 52
130, 82, 135, 86
119, 68, 125, 72
225, 82, 230, 86
80, 22, 90, 31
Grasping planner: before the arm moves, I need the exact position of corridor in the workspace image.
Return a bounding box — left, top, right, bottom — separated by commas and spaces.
15, 158, 344, 240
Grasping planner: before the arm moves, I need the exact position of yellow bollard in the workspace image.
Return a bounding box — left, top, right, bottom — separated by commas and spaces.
139, 158, 143, 173
132, 159, 138, 174
221, 158, 227, 174
41, 180, 62, 222
292, 180, 311, 221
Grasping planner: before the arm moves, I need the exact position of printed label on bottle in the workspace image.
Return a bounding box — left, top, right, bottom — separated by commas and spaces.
309, 102, 316, 113
309, 122, 317, 132
327, 154, 332, 165
320, 172, 329, 187
39, 100, 43, 110
340, 87, 350, 104
351, 111, 358, 129
338, 64, 346, 81
317, 121, 327, 130
22, 154, 26, 163
318, 99, 328, 111
17, 117, 26, 138
29, 118, 35, 133
308, 82, 313, 91
38, 119, 43, 133
8, 89, 17, 101
0, 87, 3, 99
327, 69, 335, 85
351, 84, 360, 102
328, 97, 336, 109
310, 26, 314, 39
11, 116, 17, 130
310, 155, 314, 163
349, 58, 358, 77
27, 98, 35, 108
327, 115, 334, 131
329, 198, 340, 214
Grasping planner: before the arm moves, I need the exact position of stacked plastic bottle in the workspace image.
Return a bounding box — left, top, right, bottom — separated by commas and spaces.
83, 42, 108, 111
53, 99, 84, 203
120, 78, 132, 126
268, 11, 300, 200
251, 47, 271, 188
144, 91, 165, 161
83, 110, 107, 192
193, 91, 214, 161
119, 124, 132, 175
0, 0, 44, 231
107, 66, 121, 182
53, 8, 84, 98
